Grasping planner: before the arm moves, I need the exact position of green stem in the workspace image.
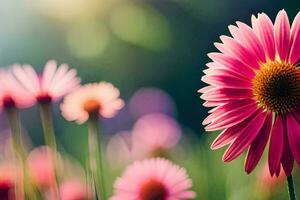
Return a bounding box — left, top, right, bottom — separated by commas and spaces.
5, 108, 37, 200
87, 116, 106, 200
287, 175, 297, 200
39, 103, 60, 199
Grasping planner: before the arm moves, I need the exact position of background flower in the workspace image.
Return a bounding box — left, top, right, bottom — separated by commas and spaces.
110, 158, 196, 200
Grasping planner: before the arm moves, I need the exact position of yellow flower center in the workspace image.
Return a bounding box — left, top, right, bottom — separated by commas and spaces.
253, 61, 300, 113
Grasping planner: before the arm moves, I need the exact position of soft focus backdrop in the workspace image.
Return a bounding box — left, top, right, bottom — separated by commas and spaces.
0, 0, 299, 199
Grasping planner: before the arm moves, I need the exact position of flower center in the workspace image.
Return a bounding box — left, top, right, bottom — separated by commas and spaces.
2, 96, 15, 109
37, 93, 52, 104
253, 61, 300, 113
83, 99, 100, 114
139, 179, 167, 200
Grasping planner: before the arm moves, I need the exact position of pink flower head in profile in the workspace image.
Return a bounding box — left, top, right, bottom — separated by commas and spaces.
60, 82, 124, 124
131, 113, 181, 158
0, 69, 35, 110
27, 146, 55, 189
200, 10, 300, 176
0, 162, 20, 200
110, 158, 196, 200
12, 60, 80, 104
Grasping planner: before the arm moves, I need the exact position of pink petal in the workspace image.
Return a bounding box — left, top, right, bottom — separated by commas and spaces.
211, 110, 259, 150
222, 109, 266, 162
201, 87, 252, 101
203, 100, 225, 107
205, 101, 257, 131
232, 22, 266, 62
289, 12, 300, 64
245, 112, 272, 174
274, 9, 290, 61
201, 74, 252, 89
42, 60, 57, 91
203, 67, 248, 80
286, 112, 300, 167
281, 122, 294, 176
219, 35, 260, 69
268, 115, 284, 176
203, 99, 254, 125
251, 13, 276, 60
207, 53, 255, 78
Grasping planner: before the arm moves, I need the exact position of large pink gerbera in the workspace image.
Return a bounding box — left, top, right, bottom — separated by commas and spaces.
200, 10, 300, 176
110, 158, 196, 200
12, 60, 80, 104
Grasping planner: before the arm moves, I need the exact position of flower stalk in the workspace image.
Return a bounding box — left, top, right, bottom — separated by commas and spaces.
287, 175, 297, 200
39, 103, 60, 199
5, 107, 37, 200
87, 115, 106, 200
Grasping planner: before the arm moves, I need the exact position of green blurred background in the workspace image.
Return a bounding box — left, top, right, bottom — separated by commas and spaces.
0, 0, 300, 199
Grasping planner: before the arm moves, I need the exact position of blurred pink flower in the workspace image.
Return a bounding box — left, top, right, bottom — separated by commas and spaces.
27, 146, 55, 189
106, 131, 132, 167
258, 163, 285, 193
0, 70, 35, 110
59, 180, 90, 200
46, 180, 90, 200
110, 158, 195, 200
12, 60, 80, 104
0, 162, 20, 200
129, 88, 176, 118
60, 82, 124, 124
200, 10, 300, 175
131, 113, 181, 158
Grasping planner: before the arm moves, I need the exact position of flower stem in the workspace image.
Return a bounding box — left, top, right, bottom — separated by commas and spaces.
287, 175, 297, 200
5, 107, 37, 200
39, 103, 60, 199
87, 115, 106, 200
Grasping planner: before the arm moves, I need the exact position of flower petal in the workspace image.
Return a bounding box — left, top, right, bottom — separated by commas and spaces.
268, 115, 284, 176
286, 113, 300, 167
274, 9, 290, 61
289, 12, 300, 64
252, 13, 276, 60
222, 109, 266, 162
245, 112, 272, 174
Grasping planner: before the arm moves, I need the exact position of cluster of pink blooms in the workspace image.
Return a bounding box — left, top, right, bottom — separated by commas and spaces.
0, 61, 195, 200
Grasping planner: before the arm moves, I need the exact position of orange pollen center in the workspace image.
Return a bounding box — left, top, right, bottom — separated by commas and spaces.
139, 179, 167, 200
253, 61, 300, 113
83, 99, 100, 114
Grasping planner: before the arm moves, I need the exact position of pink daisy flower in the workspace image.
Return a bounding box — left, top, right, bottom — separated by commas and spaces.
131, 113, 181, 159
110, 158, 196, 200
60, 82, 124, 124
27, 146, 55, 189
200, 10, 300, 176
0, 69, 35, 110
12, 60, 80, 104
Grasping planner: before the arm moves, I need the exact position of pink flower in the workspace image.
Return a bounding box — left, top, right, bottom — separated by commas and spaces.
46, 180, 90, 200
27, 146, 55, 188
200, 10, 300, 175
12, 60, 80, 104
59, 180, 90, 200
0, 70, 35, 110
110, 158, 196, 200
60, 82, 124, 124
0, 162, 20, 200
131, 114, 181, 158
